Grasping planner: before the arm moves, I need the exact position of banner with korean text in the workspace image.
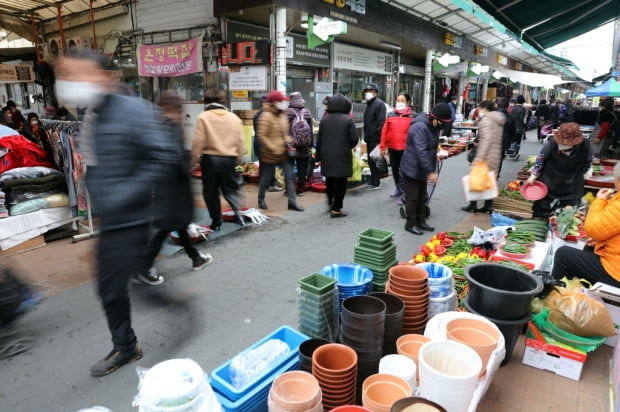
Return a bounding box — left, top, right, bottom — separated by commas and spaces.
137, 35, 203, 77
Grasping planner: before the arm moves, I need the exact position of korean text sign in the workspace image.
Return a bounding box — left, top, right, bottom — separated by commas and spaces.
137, 36, 203, 77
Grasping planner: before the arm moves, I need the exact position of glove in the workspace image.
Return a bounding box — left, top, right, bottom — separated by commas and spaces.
526, 174, 537, 185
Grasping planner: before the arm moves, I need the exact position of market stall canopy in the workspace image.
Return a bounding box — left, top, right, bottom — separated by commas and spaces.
585, 78, 620, 97
493, 68, 565, 88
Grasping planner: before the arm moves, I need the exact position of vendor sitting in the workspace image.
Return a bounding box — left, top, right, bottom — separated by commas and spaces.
551, 162, 620, 287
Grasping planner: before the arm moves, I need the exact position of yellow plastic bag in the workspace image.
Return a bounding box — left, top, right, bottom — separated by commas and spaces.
469, 161, 492, 192
348, 151, 362, 182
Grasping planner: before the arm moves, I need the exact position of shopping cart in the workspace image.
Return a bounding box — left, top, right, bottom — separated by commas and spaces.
398, 156, 444, 219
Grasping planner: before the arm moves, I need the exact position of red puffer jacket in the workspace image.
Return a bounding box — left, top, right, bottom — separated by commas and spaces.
380, 107, 414, 152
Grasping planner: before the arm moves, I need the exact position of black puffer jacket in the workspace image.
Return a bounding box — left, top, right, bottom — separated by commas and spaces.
363, 96, 386, 143
316, 94, 358, 178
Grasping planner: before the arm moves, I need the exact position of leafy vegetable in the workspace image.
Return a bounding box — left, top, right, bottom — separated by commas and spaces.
554, 206, 580, 238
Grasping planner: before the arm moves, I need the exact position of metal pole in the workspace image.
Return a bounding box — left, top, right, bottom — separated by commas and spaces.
57, 5, 66, 49
423, 49, 433, 113
275, 7, 287, 92
89, 0, 98, 49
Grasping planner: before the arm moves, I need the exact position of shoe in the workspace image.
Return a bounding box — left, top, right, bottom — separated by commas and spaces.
477, 207, 493, 214
397, 197, 405, 206
461, 204, 477, 213
288, 202, 304, 212
296, 191, 304, 196
132, 268, 164, 286
418, 222, 435, 232
90, 344, 143, 377
366, 184, 381, 190
210, 221, 221, 231
258, 200, 267, 209
192, 252, 213, 271
16, 291, 44, 314
268, 185, 283, 192
404, 225, 423, 235
330, 210, 348, 218
390, 188, 402, 197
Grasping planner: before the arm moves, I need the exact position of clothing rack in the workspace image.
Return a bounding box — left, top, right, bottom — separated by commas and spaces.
40, 119, 98, 242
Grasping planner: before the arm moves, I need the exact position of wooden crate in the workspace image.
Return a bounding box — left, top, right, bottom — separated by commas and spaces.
492, 197, 533, 219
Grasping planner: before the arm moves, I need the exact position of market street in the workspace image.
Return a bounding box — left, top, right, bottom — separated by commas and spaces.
0, 129, 610, 411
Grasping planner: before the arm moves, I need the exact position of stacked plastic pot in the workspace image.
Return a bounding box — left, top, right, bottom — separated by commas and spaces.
385, 265, 430, 334
463, 263, 543, 365
415, 262, 457, 319
298, 273, 339, 342
368, 292, 405, 355
268, 371, 323, 412
353, 228, 398, 292
319, 264, 373, 312
311, 343, 358, 410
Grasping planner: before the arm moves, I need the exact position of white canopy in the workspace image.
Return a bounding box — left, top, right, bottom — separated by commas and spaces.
494, 68, 565, 88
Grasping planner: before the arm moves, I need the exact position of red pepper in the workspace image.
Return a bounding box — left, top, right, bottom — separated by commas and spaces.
420, 245, 432, 256
436, 232, 447, 240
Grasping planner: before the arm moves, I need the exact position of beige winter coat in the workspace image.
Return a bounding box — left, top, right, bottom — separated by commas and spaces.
191, 104, 245, 164
257, 104, 293, 164
473, 111, 505, 174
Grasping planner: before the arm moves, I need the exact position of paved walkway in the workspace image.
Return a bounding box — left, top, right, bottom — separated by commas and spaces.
0, 129, 610, 412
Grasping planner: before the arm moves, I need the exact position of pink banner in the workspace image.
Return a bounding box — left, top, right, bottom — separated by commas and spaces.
137, 35, 203, 77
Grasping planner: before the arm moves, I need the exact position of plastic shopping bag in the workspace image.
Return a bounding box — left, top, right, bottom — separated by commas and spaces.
369, 145, 382, 161
469, 161, 492, 192
348, 150, 362, 182
462, 170, 498, 201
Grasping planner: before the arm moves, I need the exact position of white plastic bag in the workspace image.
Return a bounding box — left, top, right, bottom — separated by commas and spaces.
369, 145, 382, 161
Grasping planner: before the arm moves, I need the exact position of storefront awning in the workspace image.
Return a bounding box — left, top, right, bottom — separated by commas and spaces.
493, 68, 566, 89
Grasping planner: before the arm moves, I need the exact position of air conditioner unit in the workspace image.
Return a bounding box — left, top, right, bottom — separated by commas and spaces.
47, 37, 63, 62
37, 43, 49, 63
66, 37, 92, 56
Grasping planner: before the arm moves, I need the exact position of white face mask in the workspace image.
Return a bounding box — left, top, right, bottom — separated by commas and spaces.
31, 120, 38, 125
558, 144, 573, 151
276, 101, 289, 111
395, 103, 407, 111
365, 92, 374, 101
55, 80, 104, 107
477, 112, 485, 118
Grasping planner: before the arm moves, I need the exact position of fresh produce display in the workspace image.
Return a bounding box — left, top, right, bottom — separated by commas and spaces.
553, 206, 581, 238
435, 255, 484, 309
506, 230, 536, 244
500, 242, 530, 255
506, 180, 521, 191
444, 238, 473, 256
514, 220, 549, 242
498, 188, 532, 202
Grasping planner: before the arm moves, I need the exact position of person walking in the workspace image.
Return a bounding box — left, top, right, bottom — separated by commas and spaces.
461, 100, 505, 214
54, 51, 179, 377
136, 91, 213, 286
496, 97, 516, 179
192, 90, 246, 230
510, 95, 527, 141
400, 103, 452, 235
362, 83, 386, 190
286, 92, 314, 196
256, 90, 304, 212
525, 122, 592, 219
536, 99, 550, 143
591, 97, 616, 158
316, 94, 359, 218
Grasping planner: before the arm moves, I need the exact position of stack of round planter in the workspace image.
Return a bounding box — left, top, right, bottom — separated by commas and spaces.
368, 292, 405, 355
361, 373, 412, 412
298, 338, 330, 374
378, 354, 417, 393
298, 273, 339, 342
464, 263, 543, 365
339, 295, 386, 401
353, 228, 398, 292
415, 262, 457, 319
385, 265, 430, 334
319, 264, 373, 312
311, 343, 358, 410
268, 371, 323, 412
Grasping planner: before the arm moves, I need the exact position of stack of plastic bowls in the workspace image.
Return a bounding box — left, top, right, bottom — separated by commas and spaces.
385, 265, 430, 334
298, 273, 339, 341
368, 292, 405, 355
378, 354, 417, 393
415, 263, 457, 319
361, 373, 412, 412
417, 341, 482, 412
319, 264, 373, 312
353, 228, 398, 292
298, 338, 330, 374
396, 333, 430, 383
312, 344, 358, 410
267, 371, 323, 412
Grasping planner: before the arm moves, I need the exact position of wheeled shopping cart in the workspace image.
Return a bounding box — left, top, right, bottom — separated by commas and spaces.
398, 156, 444, 219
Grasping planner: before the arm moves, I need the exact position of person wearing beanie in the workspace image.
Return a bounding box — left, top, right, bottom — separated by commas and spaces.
256, 90, 304, 212
591, 97, 616, 157
551, 162, 620, 288
362, 83, 386, 189
286, 92, 314, 196
525, 122, 593, 219
510, 95, 527, 141
399, 103, 450, 235
535, 99, 550, 143
461, 100, 505, 214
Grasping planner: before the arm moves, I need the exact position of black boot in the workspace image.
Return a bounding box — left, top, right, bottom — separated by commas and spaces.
461, 201, 477, 213
478, 200, 493, 214
258, 199, 267, 209
288, 202, 304, 212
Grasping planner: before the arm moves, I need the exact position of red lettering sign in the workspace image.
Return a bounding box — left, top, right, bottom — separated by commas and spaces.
219, 41, 269, 66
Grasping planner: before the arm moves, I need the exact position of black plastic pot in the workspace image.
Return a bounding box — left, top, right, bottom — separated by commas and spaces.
464, 263, 543, 320
464, 295, 530, 366
298, 338, 330, 373
341, 295, 386, 323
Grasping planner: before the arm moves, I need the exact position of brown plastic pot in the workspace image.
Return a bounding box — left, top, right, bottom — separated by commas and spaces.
313, 343, 358, 374
389, 265, 429, 285
269, 371, 322, 411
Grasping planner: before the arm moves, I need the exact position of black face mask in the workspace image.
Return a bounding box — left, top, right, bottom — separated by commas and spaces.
433, 122, 444, 132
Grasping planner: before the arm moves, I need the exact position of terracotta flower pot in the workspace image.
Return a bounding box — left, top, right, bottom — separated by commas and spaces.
446, 318, 501, 376
329, 406, 372, 412
389, 265, 428, 285
362, 379, 412, 412
312, 343, 358, 374
269, 371, 322, 412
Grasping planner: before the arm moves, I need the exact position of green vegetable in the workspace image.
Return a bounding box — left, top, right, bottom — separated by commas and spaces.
501, 242, 529, 254
554, 206, 580, 238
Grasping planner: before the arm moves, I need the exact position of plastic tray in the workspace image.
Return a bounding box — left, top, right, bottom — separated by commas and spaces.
214, 358, 299, 412
298, 273, 337, 295
358, 228, 395, 247
210, 326, 308, 401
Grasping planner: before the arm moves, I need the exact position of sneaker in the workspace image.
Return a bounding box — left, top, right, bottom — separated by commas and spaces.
90, 344, 143, 377
366, 183, 381, 190
192, 253, 213, 271
132, 268, 164, 286
268, 185, 284, 192
390, 188, 402, 197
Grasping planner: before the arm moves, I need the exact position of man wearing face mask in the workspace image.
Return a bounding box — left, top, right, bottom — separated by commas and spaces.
256, 90, 304, 212
525, 122, 592, 220
362, 83, 386, 189
400, 103, 452, 235
54, 50, 179, 377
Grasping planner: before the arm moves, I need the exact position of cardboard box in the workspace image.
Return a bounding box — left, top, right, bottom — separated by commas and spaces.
0, 235, 45, 258
588, 282, 620, 346
522, 322, 587, 381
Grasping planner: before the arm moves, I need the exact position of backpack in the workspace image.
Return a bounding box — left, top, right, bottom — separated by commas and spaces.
290, 109, 313, 149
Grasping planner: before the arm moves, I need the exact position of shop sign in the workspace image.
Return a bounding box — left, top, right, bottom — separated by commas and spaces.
219, 41, 270, 66
321, 0, 366, 15
229, 66, 267, 91
232, 90, 249, 99
496, 54, 508, 65
334, 43, 391, 74
286, 35, 331, 67
137, 36, 203, 77
0, 64, 35, 83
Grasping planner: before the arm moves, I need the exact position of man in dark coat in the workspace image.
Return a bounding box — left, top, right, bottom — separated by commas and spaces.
316, 94, 359, 217
54, 52, 179, 377
400, 103, 452, 235
362, 83, 386, 189
496, 97, 516, 179
510, 95, 527, 141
